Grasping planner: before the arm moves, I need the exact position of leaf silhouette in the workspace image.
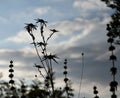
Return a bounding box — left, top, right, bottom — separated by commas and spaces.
24, 23, 37, 33
43, 54, 59, 63
35, 18, 47, 27
37, 42, 47, 47
24, 23, 37, 40
46, 29, 59, 42
34, 63, 44, 68
50, 29, 59, 33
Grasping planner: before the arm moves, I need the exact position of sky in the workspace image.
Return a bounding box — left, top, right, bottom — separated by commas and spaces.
0, 0, 120, 98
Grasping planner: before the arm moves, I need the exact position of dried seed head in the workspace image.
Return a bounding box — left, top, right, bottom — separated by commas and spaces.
10, 60, 13, 64
9, 64, 13, 68
64, 65, 67, 69
110, 55, 117, 60
65, 86, 69, 91
9, 80, 15, 84
10, 86, 15, 90
64, 78, 69, 83
64, 59, 67, 64
9, 74, 14, 78
111, 94, 117, 98
9, 69, 14, 72
107, 38, 114, 43
109, 45, 115, 51
93, 86, 97, 90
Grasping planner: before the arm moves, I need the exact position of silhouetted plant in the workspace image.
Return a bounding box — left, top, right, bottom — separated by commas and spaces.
63, 59, 74, 98
8, 61, 19, 98
25, 19, 60, 98
100, 0, 119, 98
109, 38, 118, 97
101, 0, 120, 45
0, 81, 10, 97
27, 79, 49, 98
9, 61, 15, 90
107, 27, 118, 97
19, 80, 27, 98
93, 86, 99, 98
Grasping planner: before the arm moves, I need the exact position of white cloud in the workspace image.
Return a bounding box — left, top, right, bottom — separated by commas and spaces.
0, 60, 10, 67
73, 0, 108, 11
5, 26, 58, 44
34, 7, 51, 15
95, 51, 109, 61
73, 0, 111, 19
6, 30, 31, 43
51, 19, 86, 35
53, 17, 105, 45
20, 47, 36, 55
95, 47, 120, 61
5, 15, 108, 46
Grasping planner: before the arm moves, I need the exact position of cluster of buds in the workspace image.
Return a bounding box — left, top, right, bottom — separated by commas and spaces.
44, 75, 50, 97
63, 59, 69, 95
101, 0, 120, 44
107, 24, 118, 98
45, 75, 50, 89
20, 81, 26, 98
100, 0, 119, 97
63, 59, 74, 98
93, 86, 99, 98
8, 60, 16, 98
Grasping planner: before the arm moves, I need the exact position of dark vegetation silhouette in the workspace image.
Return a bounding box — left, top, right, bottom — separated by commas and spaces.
0, 19, 74, 98
8, 61, 18, 98
24, 19, 74, 98
101, 0, 120, 45
78, 53, 84, 98
0, 1, 120, 98
93, 86, 99, 98
100, 0, 119, 98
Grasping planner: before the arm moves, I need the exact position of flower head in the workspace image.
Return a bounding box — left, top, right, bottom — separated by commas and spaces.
24, 23, 37, 33
35, 18, 48, 27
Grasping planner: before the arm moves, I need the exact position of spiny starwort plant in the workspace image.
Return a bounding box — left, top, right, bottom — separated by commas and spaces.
63, 59, 74, 98
101, 0, 120, 45
20, 80, 27, 98
27, 79, 49, 98
107, 27, 118, 98
8, 60, 18, 98
93, 86, 99, 98
100, 0, 119, 98
24, 18, 62, 98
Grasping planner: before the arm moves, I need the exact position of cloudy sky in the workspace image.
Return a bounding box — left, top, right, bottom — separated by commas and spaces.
0, 0, 120, 98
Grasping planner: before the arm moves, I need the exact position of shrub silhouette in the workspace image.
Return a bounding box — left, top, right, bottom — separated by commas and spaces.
100, 0, 119, 98
101, 0, 120, 45
24, 19, 74, 98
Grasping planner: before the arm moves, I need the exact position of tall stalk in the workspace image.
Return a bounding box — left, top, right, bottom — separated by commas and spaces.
25, 19, 58, 98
